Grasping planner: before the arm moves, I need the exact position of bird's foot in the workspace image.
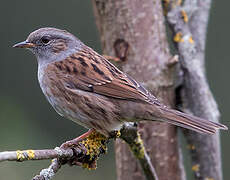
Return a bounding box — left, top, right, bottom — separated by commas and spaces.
60, 129, 108, 169
60, 129, 95, 149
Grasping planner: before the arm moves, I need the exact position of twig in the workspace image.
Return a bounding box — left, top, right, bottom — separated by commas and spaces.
103, 55, 121, 62
119, 123, 158, 180
165, 0, 223, 179
0, 148, 72, 162
0, 133, 108, 179
0, 148, 73, 180
32, 158, 61, 180
0, 124, 157, 180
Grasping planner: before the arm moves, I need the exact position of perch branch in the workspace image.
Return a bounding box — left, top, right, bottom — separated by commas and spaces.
165, 0, 223, 179
0, 124, 157, 180
0, 148, 72, 162
0, 131, 108, 180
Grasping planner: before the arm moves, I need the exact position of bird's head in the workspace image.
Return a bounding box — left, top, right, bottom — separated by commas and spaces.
13, 27, 84, 65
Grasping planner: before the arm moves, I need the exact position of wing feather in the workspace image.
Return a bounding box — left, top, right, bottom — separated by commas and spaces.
49, 46, 160, 104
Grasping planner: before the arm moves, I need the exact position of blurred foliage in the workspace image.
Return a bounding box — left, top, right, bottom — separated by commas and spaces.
0, 0, 229, 180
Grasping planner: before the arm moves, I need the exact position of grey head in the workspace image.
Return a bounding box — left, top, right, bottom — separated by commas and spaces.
13, 27, 84, 66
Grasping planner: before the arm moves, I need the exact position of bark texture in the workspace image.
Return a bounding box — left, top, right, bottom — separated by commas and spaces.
92, 0, 185, 180
166, 0, 223, 179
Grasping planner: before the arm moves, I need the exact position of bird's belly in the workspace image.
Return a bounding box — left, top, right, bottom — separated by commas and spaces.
46, 94, 90, 127
40, 80, 123, 136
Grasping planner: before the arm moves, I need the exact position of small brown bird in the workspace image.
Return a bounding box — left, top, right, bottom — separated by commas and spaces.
13, 27, 227, 138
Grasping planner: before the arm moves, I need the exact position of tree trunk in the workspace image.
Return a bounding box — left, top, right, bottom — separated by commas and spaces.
92, 0, 185, 180
166, 0, 223, 179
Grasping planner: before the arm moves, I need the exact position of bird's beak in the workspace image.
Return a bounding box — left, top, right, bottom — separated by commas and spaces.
13, 41, 36, 48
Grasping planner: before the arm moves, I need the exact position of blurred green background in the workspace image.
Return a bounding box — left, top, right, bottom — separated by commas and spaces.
0, 1, 229, 180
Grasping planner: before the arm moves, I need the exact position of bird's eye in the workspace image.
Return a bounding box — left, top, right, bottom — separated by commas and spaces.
41, 36, 50, 44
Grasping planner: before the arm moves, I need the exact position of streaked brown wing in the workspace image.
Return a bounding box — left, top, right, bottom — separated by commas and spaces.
50, 46, 160, 104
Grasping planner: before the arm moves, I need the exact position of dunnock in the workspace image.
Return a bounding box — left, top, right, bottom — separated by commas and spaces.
13, 27, 227, 137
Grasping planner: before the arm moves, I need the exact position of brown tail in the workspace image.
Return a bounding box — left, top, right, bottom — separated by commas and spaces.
159, 108, 228, 134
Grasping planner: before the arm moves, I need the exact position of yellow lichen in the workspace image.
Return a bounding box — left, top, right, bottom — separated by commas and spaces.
162, 0, 170, 15
177, 0, 182, 6
115, 130, 121, 138
82, 163, 96, 170
205, 178, 214, 180
16, 150, 25, 161
162, 0, 170, 7
16, 150, 35, 161
131, 132, 145, 159
192, 164, 200, 172
189, 36, 194, 44
187, 144, 195, 150
79, 131, 108, 169
27, 150, 35, 160
174, 32, 184, 43
181, 10, 188, 23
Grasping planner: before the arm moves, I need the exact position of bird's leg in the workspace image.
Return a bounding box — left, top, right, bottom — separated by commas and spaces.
60, 129, 95, 149
60, 129, 108, 169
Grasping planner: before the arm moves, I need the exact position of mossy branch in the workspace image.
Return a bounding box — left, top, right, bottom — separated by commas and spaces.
0, 123, 157, 180
119, 123, 158, 180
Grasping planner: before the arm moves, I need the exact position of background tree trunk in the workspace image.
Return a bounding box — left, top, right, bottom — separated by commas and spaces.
92, 0, 185, 180
166, 0, 223, 179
